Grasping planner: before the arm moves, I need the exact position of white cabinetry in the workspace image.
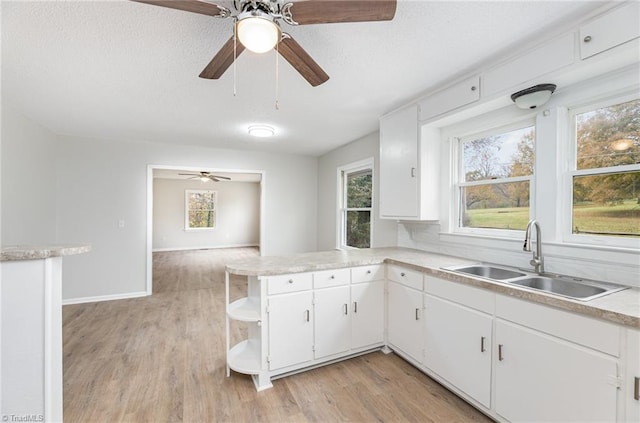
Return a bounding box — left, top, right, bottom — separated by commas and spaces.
379, 106, 440, 220
351, 280, 385, 349
418, 76, 480, 121
579, 1, 640, 60
423, 294, 492, 408
314, 285, 351, 359
267, 291, 314, 370
626, 329, 640, 422
494, 295, 620, 423
387, 265, 424, 363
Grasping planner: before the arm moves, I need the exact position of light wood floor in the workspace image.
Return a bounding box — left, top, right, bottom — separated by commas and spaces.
63, 248, 492, 422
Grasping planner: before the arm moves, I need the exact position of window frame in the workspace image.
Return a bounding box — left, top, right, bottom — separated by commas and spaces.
562, 92, 640, 248
337, 158, 374, 250
453, 119, 537, 238
184, 189, 217, 231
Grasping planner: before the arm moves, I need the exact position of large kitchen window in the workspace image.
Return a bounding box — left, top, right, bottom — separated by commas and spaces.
185, 189, 217, 230
456, 121, 535, 234
566, 95, 639, 245
338, 159, 373, 249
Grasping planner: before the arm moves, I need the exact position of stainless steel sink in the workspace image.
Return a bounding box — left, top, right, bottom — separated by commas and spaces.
508, 275, 626, 301
443, 264, 628, 301
446, 265, 526, 280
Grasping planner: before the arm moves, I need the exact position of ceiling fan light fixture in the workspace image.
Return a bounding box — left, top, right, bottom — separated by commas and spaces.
248, 124, 275, 138
511, 83, 557, 109
236, 11, 281, 54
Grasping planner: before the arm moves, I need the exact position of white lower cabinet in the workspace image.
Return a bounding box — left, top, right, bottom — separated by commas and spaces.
387, 281, 424, 363
495, 319, 618, 423
351, 280, 385, 349
267, 291, 314, 370
314, 285, 351, 359
423, 294, 492, 408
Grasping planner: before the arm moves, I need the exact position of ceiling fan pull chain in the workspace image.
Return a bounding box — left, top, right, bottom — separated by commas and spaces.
275, 41, 279, 110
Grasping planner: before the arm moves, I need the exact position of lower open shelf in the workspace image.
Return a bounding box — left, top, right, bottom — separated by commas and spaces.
228, 339, 261, 375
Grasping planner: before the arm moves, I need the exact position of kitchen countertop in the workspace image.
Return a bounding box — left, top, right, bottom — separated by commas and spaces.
226, 247, 640, 328
1, 244, 92, 261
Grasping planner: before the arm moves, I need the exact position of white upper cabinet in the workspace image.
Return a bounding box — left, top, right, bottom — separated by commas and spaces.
379, 106, 440, 220
418, 76, 480, 121
579, 1, 640, 60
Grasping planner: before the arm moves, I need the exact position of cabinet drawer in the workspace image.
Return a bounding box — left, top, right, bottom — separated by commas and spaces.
496, 294, 620, 356
580, 2, 640, 60
267, 273, 313, 295
351, 264, 385, 283
387, 265, 423, 290
313, 268, 350, 289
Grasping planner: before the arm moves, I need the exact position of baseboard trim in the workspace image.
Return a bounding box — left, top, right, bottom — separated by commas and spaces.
152, 244, 259, 253
62, 291, 148, 306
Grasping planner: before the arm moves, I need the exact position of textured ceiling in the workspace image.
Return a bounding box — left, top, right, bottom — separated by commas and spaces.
1, 0, 605, 156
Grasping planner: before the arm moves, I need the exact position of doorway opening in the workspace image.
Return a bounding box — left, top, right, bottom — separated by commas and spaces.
146, 165, 265, 294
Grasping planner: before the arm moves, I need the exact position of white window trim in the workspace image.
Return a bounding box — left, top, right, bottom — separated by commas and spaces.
453, 119, 536, 239
336, 158, 374, 250
185, 189, 217, 231
562, 92, 640, 248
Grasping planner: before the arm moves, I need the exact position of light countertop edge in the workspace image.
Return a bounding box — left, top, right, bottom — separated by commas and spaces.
1, 244, 92, 261
226, 247, 640, 329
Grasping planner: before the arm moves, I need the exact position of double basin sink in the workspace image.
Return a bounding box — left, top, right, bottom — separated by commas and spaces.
444, 264, 628, 301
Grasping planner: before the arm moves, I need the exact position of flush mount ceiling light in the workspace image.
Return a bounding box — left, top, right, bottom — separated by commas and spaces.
248, 124, 275, 138
511, 83, 557, 109
236, 10, 281, 54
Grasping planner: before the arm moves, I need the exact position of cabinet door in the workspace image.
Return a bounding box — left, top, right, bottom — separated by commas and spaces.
579, 2, 640, 60
351, 280, 385, 349
423, 294, 492, 408
387, 281, 423, 363
379, 105, 419, 219
626, 329, 640, 422
267, 291, 313, 370
314, 286, 351, 359
495, 320, 618, 423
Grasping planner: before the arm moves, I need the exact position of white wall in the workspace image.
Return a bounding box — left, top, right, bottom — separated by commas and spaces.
54, 135, 317, 302
153, 178, 260, 251
1, 106, 57, 245
317, 131, 397, 250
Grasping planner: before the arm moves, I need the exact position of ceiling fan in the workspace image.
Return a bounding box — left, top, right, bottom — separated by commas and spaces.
178, 171, 232, 182
130, 0, 397, 86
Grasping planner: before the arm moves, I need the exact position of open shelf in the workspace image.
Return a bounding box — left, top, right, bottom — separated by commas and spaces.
228, 297, 261, 322
228, 339, 261, 375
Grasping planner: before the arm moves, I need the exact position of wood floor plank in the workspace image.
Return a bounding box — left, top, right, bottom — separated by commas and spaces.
63, 247, 492, 422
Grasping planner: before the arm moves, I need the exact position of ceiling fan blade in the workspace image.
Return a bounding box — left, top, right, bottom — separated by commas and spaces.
213, 176, 231, 180
130, 0, 228, 17
287, 0, 397, 25
178, 173, 198, 176
199, 36, 246, 79
278, 34, 329, 87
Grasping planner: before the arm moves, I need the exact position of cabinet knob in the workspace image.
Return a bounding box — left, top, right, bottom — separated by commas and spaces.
330, 275, 335, 279
471, 85, 477, 91
288, 279, 293, 284
400, 272, 406, 277
583, 35, 592, 43
366, 270, 371, 274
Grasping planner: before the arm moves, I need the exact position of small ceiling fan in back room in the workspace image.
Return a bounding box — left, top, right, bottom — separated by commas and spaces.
130, 0, 398, 86
179, 171, 232, 182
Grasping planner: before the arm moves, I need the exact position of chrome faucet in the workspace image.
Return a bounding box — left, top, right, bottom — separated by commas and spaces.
523, 219, 544, 274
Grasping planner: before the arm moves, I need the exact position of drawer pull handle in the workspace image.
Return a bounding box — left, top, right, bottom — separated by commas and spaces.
305, 310, 310, 322
480, 336, 486, 353
288, 279, 293, 284
401, 272, 406, 277
498, 344, 504, 361
353, 302, 358, 313
330, 275, 335, 279
415, 308, 420, 320
343, 304, 348, 315
635, 376, 639, 401
366, 270, 371, 274
583, 35, 592, 43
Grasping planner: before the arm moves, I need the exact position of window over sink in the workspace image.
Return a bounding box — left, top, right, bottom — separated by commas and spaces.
455, 121, 536, 235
